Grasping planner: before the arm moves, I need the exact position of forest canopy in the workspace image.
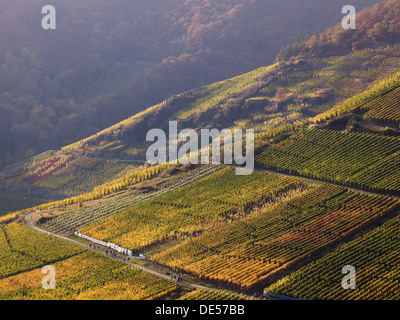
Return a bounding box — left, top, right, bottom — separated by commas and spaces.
277, 0, 400, 60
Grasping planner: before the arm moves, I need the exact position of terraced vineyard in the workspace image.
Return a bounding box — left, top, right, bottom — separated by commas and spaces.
6, 155, 134, 195
266, 213, 400, 300
40, 165, 224, 236
310, 72, 400, 123
360, 85, 400, 122
174, 65, 277, 120
255, 128, 400, 194
0, 222, 84, 278
312, 68, 400, 124
33, 163, 171, 212
0, 249, 178, 300
78, 168, 304, 252
1, 154, 135, 196
179, 288, 249, 300
153, 185, 399, 290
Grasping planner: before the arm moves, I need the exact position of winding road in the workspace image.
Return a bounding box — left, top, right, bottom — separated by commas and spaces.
24, 212, 214, 292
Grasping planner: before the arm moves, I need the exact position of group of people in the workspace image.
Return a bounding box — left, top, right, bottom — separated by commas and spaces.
106, 249, 118, 257
89, 243, 101, 250
171, 273, 183, 282
89, 242, 131, 262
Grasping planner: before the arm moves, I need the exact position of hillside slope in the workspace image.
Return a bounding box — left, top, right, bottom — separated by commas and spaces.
1, 0, 400, 301
0, 0, 381, 167
2, 0, 400, 214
